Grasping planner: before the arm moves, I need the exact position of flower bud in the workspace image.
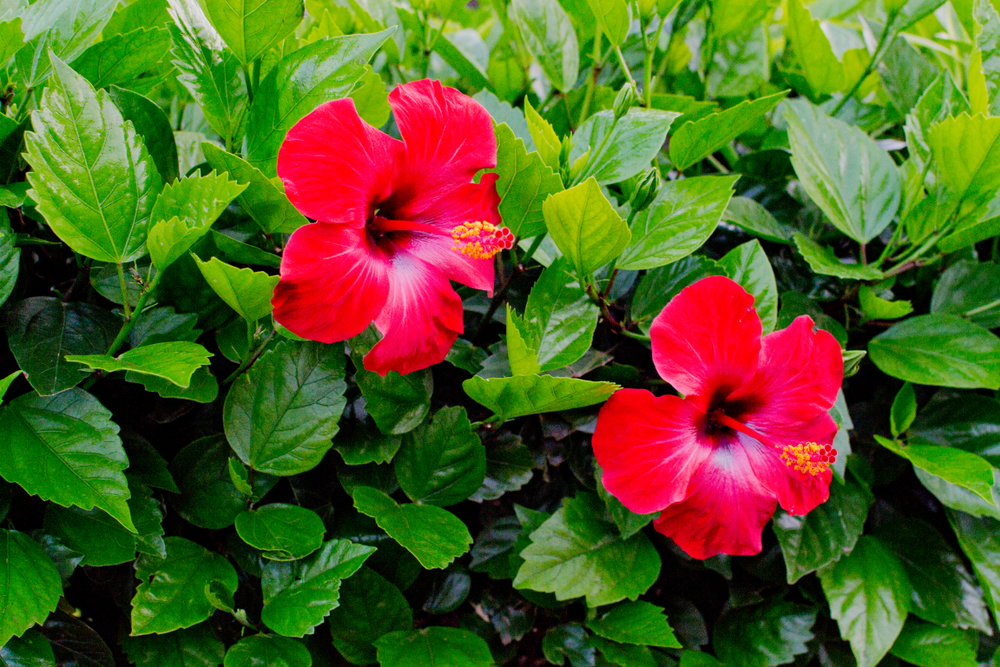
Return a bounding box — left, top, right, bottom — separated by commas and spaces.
630, 168, 660, 213
613, 85, 637, 120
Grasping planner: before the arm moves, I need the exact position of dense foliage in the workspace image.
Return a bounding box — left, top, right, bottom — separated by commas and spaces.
1, 0, 1000, 664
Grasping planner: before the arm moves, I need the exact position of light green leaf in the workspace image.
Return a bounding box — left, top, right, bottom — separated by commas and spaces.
869, 314, 1000, 389
375, 627, 493, 667
784, 98, 901, 243
235, 504, 326, 561
793, 233, 884, 280
773, 473, 873, 583
260, 539, 375, 637
327, 566, 412, 664
522, 258, 598, 371
493, 122, 563, 239
586, 0, 628, 46
71, 26, 170, 90
721, 196, 793, 244
193, 255, 278, 322
0, 531, 61, 647
23, 54, 162, 263
620, 175, 737, 270
525, 98, 561, 171
13, 0, 118, 87
394, 406, 485, 507
713, 602, 817, 667
202, 0, 303, 64
0, 371, 22, 404
506, 305, 541, 375
890, 382, 917, 437
972, 0, 1000, 116
122, 624, 225, 667
224, 340, 348, 475
129, 366, 220, 403
719, 239, 777, 333
67, 341, 212, 389
668, 91, 787, 171
876, 434, 996, 505
859, 285, 913, 320
0, 18, 25, 66
434, 29, 489, 89
569, 109, 678, 185
514, 492, 661, 607
131, 536, 239, 635
223, 636, 310, 667
352, 486, 472, 570
588, 601, 681, 647
819, 536, 911, 667
705, 25, 769, 99
785, 0, 845, 96
543, 177, 631, 277
201, 143, 308, 234
463, 374, 619, 422
889, 618, 977, 667
147, 172, 246, 269
0, 388, 134, 532
508, 0, 578, 93
244, 31, 391, 176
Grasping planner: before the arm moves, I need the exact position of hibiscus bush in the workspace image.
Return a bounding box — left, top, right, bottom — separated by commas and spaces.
3, 0, 1000, 664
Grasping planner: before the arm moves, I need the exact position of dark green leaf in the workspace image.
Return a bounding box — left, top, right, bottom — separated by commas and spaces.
891, 383, 917, 437
542, 624, 593, 667
0, 206, 20, 311
223, 636, 311, 667
224, 340, 348, 475
72, 26, 170, 90
0, 531, 62, 647
721, 196, 793, 244
394, 406, 485, 507
470, 434, 535, 502
40, 613, 114, 667
889, 618, 977, 667
235, 504, 326, 561
0, 629, 56, 667
44, 505, 136, 567
131, 536, 239, 635
910, 392, 1000, 464
588, 601, 681, 647
349, 327, 432, 435
630, 255, 722, 330
328, 566, 412, 664
332, 410, 402, 465
930, 259, 1000, 329
463, 374, 619, 422
375, 627, 493, 667
121, 624, 225, 667
713, 601, 816, 667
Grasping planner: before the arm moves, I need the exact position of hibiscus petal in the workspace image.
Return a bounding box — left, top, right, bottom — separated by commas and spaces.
385, 79, 497, 221
650, 276, 762, 400
653, 437, 781, 559
400, 174, 501, 294
364, 251, 465, 376
272, 222, 391, 343
277, 98, 403, 226
592, 390, 711, 515
732, 315, 843, 423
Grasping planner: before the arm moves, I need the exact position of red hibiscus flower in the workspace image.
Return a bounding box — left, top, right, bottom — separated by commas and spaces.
271, 79, 512, 376
593, 276, 843, 559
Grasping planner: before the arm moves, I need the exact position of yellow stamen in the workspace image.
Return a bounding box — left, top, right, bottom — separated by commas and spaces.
451, 221, 514, 259
779, 442, 837, 476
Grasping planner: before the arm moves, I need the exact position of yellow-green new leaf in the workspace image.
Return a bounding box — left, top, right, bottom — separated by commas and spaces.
542, 178, 630, 277
193, 255, 279, 322
67, 341, 213, 389
786, 0, 845, 96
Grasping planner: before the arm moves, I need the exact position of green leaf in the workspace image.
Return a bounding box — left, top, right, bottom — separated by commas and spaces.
71, 26, 170, 90
463, 374, 619, 422
148, 172, 247, 269
784, 98, 901, 244
588, 601, 681, 647
201, 143, 308, 234
106, 85, 178, 184
66, 341, 212, 389
131, 536, 239, 635
569, 109, 679, 185
0, 629, 56, 667
375, 627, 493, 667
888, 618, 977, 667
543, 177, 631, 277
245, 31, 392, 176
0, 388, 134, 532
167, 15, 248, 147
717, 239, 778, 333
785, 0, 845, 96
433, 29, 489, 89
721, 196, 793, 244
819, 536, 911, 667
0, 18, 25, 66
948, 509, 1000, 627
4, 297, 119, 396
521, 259, 599, 372
705, 25, 769, 99
202, 0, 303, 64
595, 464, 655, 539
193, 256, 278, 322
542, 624, 593, 667
619, 175, 737, 270
332, 413, 402, 465
475, 91, 534, 150
875, 516, 991, 633
348, 327, 432, 435
223, 636, 311, 667
0, 531, 61, 647
972, 0, 1000, 115
859, 285, 913, 320
235, 504, 326, 561
910, 392, 1000, 465
13, 0, 118, 87
713, 601, 817, 667
668, 91, 787, 171
128, 481, 165, 558
586, 0, 628, 46
876, 434, 996, 505
869, 314, 1000, 390
793, 233, 884, 281
122, 624, 225, 667
928, 114, 1000, 250
931, 260, 1000, 329
630, 255, 722, 330
44, 505, 137, 567
328, 566, 413, 664
352, 486, 472, 569
349, 65, 391, 127
170, 436, 278, 530
23, 54, 162, 263
506, 306, 541, 375
394, 406, 485, 507
508, 0, 578, 93
224, 340, 348, 476
0, 217, 19, 310
261, 539, 375, 637
129, 367, 220, 403
773, 473, 873, 584
890, 382, 917, 437
514, 492, 661, 607
525, 98, 561, 171
493, 122, 563, 239
0, 371, 23, 405
470, 434, 535, 503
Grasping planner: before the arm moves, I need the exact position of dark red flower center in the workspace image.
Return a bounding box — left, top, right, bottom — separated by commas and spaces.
366, 214, 513, 259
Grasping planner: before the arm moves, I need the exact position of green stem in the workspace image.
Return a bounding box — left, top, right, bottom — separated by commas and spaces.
105, 270, 165, 358
832, 12, 898, 115
243, 63, 254, 105
643, 16, 667, 106
579, 25, 602, 126
520, 234, 545, 265
251, 57, 262, 92
116, 263, 132, 319
621, 329, 652, 342
965, 297, 1000, 318
614, 46, 639, 93
222, 329, 277, 386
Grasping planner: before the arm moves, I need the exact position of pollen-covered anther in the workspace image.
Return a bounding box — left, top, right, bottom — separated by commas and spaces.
779, 441, 837, 476
451, 221, 514, 259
